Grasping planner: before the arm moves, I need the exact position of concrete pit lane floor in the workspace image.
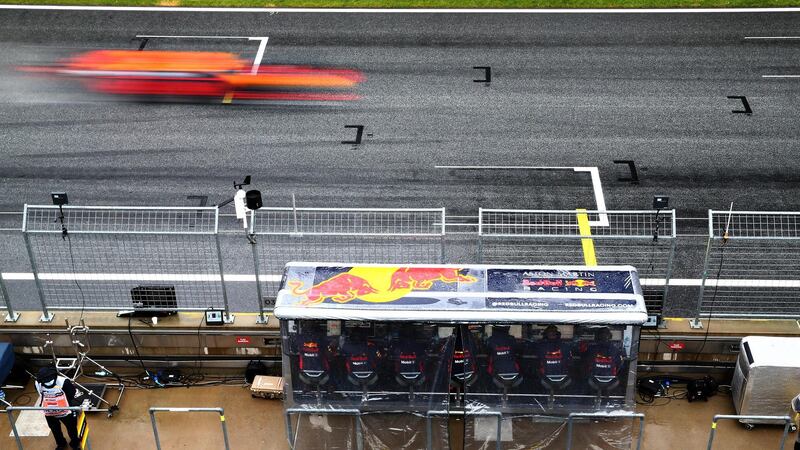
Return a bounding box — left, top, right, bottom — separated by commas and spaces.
0, 379, 794, 449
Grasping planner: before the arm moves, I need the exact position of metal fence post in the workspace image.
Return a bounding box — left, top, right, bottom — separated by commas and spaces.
477, 208, 484, 264
21, 206, 53, 322
214, 236, 233, 324
6, 406, 92, 450
0, 273, 19, 322
285, 408, 362, 450
214, 209, 233, 324
566, 412, 645, 450
660, 210, 678, 320
439, 208, 446, 263
706, 415, 792, 450
249, 211, 268, 324
691, 210, 714, 329
149, 407, 230, 450
149, 408, 162, 450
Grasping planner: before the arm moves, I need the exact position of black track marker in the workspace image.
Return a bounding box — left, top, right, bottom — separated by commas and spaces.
727, 96, 752, 114
613, 160, 640, 184
135, 38, 149, 51
187, 195, 208, 217
473, 66, 491, 83
187, 195, 208, 206
342, 125, 364, 145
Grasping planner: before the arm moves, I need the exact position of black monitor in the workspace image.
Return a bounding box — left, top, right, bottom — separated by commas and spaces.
118, 285, 178, 317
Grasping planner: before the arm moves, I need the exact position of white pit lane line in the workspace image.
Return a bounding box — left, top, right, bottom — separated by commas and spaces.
2, 273, 799, 287
435, 165, 608, 226
134, 35, 269, 74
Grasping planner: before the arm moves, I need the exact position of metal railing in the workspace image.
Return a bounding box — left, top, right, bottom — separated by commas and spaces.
706, 414, 793, 450
5, 406, 92, 450
479, 209, 676, 317
251, 207, 446, 301
426, 409, 503, 450
22, 205, 230, 322
8, 204, 800, 321
149, 407, 230, 450
565, 411, 645, 450
285, 407, 363, 450
0, 273, 19, 322
694, 210, 800, 327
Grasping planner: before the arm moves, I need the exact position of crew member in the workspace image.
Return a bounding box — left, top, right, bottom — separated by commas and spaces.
35, 365, 80, 450
485, 325, 522, 388
536, 325, 572, 379
296, 321, 331, 388
391, 326, 427, 388
340, 328, 381, 387
582, 327, 624, 394
583, 327, 623, 378
451, 328, 478, 387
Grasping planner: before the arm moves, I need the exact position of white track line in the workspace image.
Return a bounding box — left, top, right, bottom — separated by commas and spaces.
249, 37, 269, 74
745, 36, 800, 40
763, 75, 800, 78
436, 165, 608, 226
2, 5, 800, 13
0, 273, 281, 282
3, 273, 797, 287
135, 34, 260, 39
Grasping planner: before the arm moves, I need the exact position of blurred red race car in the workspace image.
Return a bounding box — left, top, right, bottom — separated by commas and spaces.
20, 50, 365, 103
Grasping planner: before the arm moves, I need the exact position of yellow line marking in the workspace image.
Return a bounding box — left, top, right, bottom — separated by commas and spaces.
576, 209, 597, 266
222, 92, 234, 104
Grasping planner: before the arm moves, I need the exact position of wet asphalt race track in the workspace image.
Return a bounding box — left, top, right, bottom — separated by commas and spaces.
1, 8, 800, 314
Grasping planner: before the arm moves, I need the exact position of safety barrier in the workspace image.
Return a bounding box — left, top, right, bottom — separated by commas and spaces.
149, 407, 230, 450
285, 407, 363, 450
250, 207, 446, 303
693, 211, 800, 326
426, 410, 502, 450
5, 406, 92, 450
22, 205, 230, 322
705, 414, 793, 450
7, 204, 800, 321
479, 209, 676, 317
565, 411, 645, 450
0, 273, 19, 322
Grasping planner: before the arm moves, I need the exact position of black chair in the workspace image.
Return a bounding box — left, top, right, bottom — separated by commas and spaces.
540, 375, 571, 410
298, 369, 329, 403
347, 370, 377, 402
396, 369, 425, 404
588, 375, 619, 408
492, 371, 522, 406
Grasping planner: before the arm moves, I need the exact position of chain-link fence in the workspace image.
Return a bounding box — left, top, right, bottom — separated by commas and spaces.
251, 208, 446, 303
478, 209, 676, 317
695, 211, 800, 320
22, 205, 228, 319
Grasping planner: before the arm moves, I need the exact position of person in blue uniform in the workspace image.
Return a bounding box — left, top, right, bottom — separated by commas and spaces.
537, 325, 572, 378
485, 325, 522, 389
582, 327, 624, 395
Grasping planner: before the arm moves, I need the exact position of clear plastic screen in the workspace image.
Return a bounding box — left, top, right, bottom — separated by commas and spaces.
461, 324, 640, 450
281, 319, 454, 449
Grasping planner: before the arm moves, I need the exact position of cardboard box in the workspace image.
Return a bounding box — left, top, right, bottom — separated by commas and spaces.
250, 375, 284, 399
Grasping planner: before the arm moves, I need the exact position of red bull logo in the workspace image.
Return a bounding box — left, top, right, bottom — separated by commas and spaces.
288, 273, 378, 305
524, 279, 564, 287
287, 266, 477, 306
389, 267, 477, 290
565, 279, 596, 287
